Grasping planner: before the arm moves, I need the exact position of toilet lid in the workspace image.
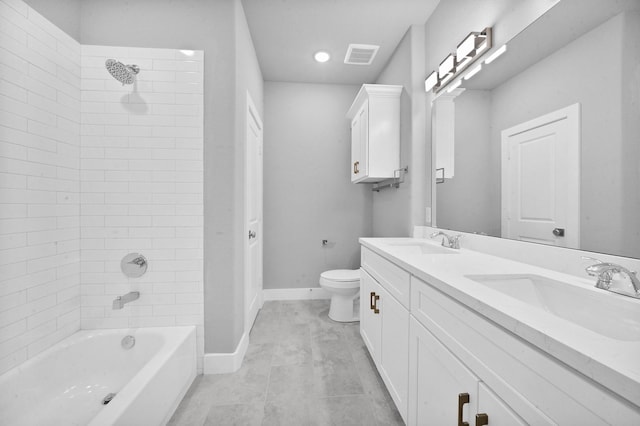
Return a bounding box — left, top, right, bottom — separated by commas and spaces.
320, 269, 360, 282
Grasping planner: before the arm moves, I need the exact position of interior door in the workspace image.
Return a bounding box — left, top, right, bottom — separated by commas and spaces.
501, 104, 580, 248
245, 93, 263, 334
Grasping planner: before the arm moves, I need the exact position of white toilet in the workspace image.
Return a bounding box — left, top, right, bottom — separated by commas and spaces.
319, 269, 360, 322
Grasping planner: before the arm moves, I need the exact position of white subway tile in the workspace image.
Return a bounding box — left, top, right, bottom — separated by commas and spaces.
0, 232, 26, 250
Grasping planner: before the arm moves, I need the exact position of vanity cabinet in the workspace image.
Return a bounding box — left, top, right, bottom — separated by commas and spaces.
408, 317, 526, 426
360, 248, 410, 423
358, 241, 640, 426
346, 84, 402, 183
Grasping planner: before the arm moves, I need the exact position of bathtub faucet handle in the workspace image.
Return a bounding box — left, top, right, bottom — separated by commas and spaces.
128, 256, 147, 267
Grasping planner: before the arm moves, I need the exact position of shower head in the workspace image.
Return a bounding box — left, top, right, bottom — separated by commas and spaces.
105, 59, 140, 85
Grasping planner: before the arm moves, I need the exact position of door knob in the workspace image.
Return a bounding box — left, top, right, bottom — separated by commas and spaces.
552, 228, 565, 237
248, 230, 257, 239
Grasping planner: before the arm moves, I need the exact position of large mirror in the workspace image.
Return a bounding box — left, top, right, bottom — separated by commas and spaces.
435, 0, 640, 259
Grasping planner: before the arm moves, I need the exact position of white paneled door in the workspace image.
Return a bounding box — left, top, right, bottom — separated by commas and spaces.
501, 104, 580, 248
245, 93, 263, 334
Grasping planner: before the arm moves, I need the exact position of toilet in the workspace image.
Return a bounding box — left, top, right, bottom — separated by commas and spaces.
319, 269, 360, 322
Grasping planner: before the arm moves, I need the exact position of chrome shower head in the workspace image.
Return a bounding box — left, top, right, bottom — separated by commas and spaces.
105, 59, 140, 85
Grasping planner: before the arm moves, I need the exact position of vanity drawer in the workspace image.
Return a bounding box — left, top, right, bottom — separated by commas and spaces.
410, 276, 640, 425
362, 247, 411, 308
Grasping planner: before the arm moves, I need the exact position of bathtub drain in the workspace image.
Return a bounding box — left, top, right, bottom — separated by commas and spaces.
121, 335, 135, 349
102, 393, 116, 405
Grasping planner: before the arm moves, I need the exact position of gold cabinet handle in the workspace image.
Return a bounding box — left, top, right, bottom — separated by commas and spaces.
353, 161, 360, 174
475, 413, 488, 426
370, 291, 376, 310
373, 294, 380, 314
458, 393, 470, 426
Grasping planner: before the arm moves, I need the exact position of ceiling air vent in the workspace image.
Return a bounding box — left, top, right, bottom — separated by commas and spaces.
344, 44, 380, 65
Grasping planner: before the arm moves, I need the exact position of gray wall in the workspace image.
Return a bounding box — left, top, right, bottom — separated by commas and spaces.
373, 25, 428, 237
263, 82, 370, 289
24, 0, 80, 41
76, 0, 262, 353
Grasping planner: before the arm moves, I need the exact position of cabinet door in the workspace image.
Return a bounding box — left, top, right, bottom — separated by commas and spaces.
351, 101, 368, 182
408, 317, 479, 426
477, 383, 527, 426
360, 269, 381, 361
378, 284, 410, 423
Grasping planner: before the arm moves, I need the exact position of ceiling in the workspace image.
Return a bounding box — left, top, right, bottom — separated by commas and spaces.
240, 0, 440, 85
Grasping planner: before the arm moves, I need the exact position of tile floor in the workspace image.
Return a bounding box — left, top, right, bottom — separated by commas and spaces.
168, 300, 404, 425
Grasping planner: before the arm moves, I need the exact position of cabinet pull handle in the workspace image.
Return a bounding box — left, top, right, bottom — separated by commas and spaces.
369, 292, 375, 310
458, 393, 470, 426
373, 294, 380, 314
354, 161, 360, 174
475, 413, 488, 426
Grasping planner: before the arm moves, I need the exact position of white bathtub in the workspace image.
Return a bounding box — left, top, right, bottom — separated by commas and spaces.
0, 326, 196, 426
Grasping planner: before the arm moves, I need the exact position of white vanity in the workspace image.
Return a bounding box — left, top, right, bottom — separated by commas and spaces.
359, 232, 640, 425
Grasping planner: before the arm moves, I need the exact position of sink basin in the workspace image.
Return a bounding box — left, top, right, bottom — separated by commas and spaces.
465, 274, 640, 341
383, 240, 458, 255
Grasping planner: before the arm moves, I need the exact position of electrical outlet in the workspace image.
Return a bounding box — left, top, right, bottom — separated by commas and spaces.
425, 207, 432, 224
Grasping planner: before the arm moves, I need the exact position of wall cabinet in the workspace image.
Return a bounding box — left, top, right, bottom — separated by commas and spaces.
346, 84, 402, 183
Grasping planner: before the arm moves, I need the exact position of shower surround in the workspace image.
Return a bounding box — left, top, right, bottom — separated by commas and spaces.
0, 0, 204, 374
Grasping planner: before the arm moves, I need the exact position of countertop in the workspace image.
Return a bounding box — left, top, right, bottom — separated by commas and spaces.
360, 237, 640, 407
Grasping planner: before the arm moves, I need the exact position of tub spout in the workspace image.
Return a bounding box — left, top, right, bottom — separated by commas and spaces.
112, 291, 140, 310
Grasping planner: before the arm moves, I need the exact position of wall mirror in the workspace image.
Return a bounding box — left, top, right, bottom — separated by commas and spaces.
434, 0, 640, 259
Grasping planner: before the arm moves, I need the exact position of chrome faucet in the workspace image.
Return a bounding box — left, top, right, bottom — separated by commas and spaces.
112, 291, 140, 310
583, 257, 640, 299
430, 231, 463, 249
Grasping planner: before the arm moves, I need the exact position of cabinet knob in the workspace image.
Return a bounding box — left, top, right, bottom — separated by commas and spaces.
475, 413, 488, 426
458, 393, 470, 426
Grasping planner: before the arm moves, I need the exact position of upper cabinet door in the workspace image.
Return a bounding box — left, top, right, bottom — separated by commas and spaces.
350, 101, 369, 182
346, 84, 402, 183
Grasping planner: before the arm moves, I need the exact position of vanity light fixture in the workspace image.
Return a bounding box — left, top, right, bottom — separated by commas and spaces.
425, 71, 440, 92
424, 27, 493, 94
485, 44, 507, 64
314, 51, 331, 63
438, 54, 457, 84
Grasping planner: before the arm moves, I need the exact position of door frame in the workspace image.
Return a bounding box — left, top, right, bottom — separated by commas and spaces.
501, 103, 580, 247
244, 91, 263, 334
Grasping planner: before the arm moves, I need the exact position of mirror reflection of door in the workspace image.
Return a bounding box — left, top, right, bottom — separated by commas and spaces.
501, 104, 580, 248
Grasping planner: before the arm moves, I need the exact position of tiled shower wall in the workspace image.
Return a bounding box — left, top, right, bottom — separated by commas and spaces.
1, 0, 204, 374
79, 45, 204, 370
0, 0, 81, 375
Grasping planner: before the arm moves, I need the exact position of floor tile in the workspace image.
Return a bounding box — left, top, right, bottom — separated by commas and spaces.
204, 403, 265, 426
169, 300, 403, 425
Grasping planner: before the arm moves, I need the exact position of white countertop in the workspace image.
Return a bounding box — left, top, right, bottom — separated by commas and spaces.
360, 237, 640, 407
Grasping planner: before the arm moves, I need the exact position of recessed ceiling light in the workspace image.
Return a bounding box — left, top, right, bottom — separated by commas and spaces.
314, 51, 330, 63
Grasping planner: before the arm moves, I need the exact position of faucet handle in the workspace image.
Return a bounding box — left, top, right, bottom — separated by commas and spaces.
450, 234, 463, 249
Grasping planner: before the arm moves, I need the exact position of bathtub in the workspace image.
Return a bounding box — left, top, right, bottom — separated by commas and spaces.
0, 326, 196, 426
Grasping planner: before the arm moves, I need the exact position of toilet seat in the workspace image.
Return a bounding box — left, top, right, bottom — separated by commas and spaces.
320, 269, 359, 283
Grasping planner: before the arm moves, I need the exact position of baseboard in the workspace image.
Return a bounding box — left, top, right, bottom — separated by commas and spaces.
262, 287, 330, 301
203, 331, 249, 374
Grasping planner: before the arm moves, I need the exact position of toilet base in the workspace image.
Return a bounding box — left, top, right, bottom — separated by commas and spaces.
328, 294, 360, 322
